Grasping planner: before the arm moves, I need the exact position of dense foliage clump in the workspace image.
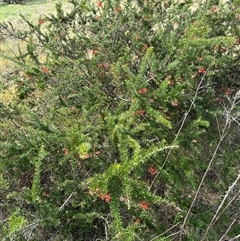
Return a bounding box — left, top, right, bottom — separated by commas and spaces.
0, 0, 239, 240
2, 0, 24, 4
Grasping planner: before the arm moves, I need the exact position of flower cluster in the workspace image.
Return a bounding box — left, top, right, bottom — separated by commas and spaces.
38, 19, 44, 25
63, 148, 69, 156
139, 201, 149, 210
198, 67, 206, 74
138, 88, 147, 94
136, 109, 144, 116
148, 166, 158, 175
40, 66, 50, 74
97, 1, 102, 8
98, 193, 111, 203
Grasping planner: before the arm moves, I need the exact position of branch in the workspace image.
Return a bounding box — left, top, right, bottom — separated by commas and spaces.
202, 174, 240, 240
58, 191, 75, 211
180, 92, 239, 240
162, 67, 209, 170
149, 67, 209, 192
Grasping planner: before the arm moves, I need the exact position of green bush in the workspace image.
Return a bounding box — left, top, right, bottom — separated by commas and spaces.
0, 0, 239, 240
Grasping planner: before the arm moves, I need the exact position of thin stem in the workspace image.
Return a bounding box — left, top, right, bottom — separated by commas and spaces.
180, 115, 230, 240
229, 234, 240, 241
214, 189, 240, 227
180, 91, 238, 240
58, 191, 75, 211
162, 230, 181, 240
150, 222, 181, 241
202, 174, 240, 240
219, 219, 236, 241
162, 69, 208, 169
149, 67, 209, 192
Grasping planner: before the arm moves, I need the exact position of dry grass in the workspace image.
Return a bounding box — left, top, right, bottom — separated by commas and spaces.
0, 0, 72, 101
0, 86, 16, 102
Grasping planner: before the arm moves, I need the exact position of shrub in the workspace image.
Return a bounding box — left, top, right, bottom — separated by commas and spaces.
0, 0, 239, 240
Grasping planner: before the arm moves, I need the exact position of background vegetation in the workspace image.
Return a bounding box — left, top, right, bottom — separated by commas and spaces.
0, 0, 72, 101
0, 0, 239, 240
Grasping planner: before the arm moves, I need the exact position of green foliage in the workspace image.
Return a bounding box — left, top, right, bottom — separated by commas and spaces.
0, 0, 239, 240
3, 210, 26, 240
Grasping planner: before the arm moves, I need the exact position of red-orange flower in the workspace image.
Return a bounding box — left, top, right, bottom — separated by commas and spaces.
135, 218, 140, 224
220, 47, 227, 53
138, 88, 147, 94
139, 201, 149, 210
136, 109, 144, 116
42, 191, 49, 197
142, 43, 148, 52
64, 148, 69, 156
114, 6, 121, 13
164, 114, 171, 120
38, 19, 44, 25
210, 6, 217, 13
98, 193, 111, 203
198, 67, 206, 74
171, 100, 179, 107
104, 195, 111, 203
97, 1, 102, 8
135, 35, 140, 40
40, 66, 50, 74
98, 63, 107, 69
149, 72, 154, 78
148, 166, 158, 175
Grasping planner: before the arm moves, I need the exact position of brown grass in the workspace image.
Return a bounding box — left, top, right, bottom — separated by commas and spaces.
0, 0, 72, 102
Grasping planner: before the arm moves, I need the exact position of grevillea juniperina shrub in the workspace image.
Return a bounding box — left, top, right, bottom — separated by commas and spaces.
0, 0, 239, 240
